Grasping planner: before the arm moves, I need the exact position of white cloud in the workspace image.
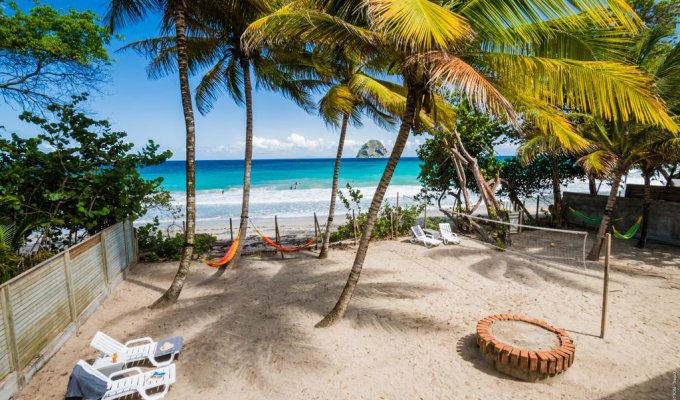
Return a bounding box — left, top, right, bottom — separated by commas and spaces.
252, 133, 336, 152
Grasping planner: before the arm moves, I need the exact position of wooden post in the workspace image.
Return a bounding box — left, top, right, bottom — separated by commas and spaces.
535, 196, 540, 220
99, 230, 109, 287
390, 212, 394, 240
352, 209, 357, 245
518, 209, 523, 233
63, 251, 78, 322
2, 286, 20, 378
275, 216, 283, 259
229, 217, 233, 242
396, 192, 401, 237
600, 232, 611, 339
314, 212, 321, 250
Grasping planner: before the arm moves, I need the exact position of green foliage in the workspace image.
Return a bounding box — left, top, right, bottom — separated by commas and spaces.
137, 218, 217, 263
499, 155, 585, 199
0, 95, 172, 252
417, 100, 516, 205
330, 184, 424, 242
0, 1, 111, 109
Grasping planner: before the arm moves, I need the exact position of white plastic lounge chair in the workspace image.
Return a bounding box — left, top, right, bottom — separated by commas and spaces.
410, 225, 442, 248
438, 223, 461, 245
91, 331, 180, 367
76, 360, 176, 400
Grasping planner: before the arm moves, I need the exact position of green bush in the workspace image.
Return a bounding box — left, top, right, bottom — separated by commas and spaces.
330, 184, 424, 242
137, 219, 217, 262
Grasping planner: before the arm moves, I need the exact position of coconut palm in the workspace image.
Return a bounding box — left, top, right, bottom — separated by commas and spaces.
245, 0, 677, 326
579, 17, 680, 258
106, 0, 207, 307
125, 1, 318, 270
316, 52, 408, 259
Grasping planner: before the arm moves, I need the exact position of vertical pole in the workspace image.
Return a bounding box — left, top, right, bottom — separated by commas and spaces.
389, 212, 394, 240
352, 209, 357, 245
314, 212, 319, 250
99, 230, 109, 287
63, 251, 78, 322
600, 232, 611, 339
275, 216, 283, 259
2, 286, 20, 379
423, 201, 427, 227
518, 210, 523, 233
535, 196, 540, 220
230, 217, 233, 242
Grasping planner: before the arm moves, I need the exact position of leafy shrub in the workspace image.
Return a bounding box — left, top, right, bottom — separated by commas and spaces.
137, 218, 216, 262
330, 184, 424, 242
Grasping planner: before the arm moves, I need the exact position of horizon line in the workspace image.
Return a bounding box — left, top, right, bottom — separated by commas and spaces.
163, 155, 517, 162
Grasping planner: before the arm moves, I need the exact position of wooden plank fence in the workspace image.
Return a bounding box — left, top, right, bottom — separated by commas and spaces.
0, 220, 137, 400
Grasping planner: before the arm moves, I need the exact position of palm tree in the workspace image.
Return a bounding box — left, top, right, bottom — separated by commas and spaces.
106, 0, 203, 307
126, 2, 316, 270
581, 15, 680, 258
245, 0, 677, 326
316, 53, 406, 259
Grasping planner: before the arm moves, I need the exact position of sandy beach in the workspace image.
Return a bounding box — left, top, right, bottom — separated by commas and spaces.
16, 232, 680, 400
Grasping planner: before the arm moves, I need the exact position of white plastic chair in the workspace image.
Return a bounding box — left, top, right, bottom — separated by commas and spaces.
410, 225, 442, 247
91, 331, 178, 367
438, 223, 461, 245
77, 360, 176, 400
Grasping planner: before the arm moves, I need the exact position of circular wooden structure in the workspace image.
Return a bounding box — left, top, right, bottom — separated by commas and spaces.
476, 314, 576, 381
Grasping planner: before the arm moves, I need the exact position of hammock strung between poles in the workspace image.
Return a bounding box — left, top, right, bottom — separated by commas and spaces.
249, 220, 317, 252
206, 233, 240, 267
569, 208, 602, 224
612, 216, 643, 240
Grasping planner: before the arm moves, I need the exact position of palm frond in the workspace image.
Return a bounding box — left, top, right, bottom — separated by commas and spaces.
426, 52, 517, 125
578, 149, 618, 177
482, 54, 679, 132
458, 0, 641, 44
366, 0, 474, 51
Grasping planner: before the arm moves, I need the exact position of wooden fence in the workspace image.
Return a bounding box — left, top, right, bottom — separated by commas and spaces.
0, 220, 137, 399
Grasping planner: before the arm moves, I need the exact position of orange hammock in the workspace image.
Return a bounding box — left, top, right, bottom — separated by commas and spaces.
206, 234, 240, 267
254, 228, 316, 252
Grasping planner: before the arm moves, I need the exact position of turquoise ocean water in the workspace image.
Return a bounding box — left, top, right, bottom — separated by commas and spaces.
140, 157, 428, 223
140, 156, 626, 224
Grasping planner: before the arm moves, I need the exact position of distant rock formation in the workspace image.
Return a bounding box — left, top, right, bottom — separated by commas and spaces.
356, 140, 388, 158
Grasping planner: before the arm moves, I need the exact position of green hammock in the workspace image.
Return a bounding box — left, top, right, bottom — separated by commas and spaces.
612, 216, 643, 240
569, 208, 601, 224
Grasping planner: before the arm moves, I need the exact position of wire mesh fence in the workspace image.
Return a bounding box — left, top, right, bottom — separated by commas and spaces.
452, 212, 588, 270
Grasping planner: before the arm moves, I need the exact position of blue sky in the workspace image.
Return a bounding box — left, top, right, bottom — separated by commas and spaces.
1, 0, 518, 160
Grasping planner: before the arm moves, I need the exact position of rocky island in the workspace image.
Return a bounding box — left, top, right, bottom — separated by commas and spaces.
356, 139, 388, 158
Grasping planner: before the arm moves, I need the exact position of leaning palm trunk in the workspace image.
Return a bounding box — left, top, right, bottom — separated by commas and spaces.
587, 164, 624, 261
315, 88, 420, 328
636, 166, 653, 249
230, 57, 254, 268
153, 7, 196, 307
319, 112, 350, 259
550, 155, 563, 226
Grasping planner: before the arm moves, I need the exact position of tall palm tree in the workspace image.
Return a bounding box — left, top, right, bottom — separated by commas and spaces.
106, 0, 203, 307
245, 0, 677, 326
316, 53, 406, 259
126, 1, 316, 270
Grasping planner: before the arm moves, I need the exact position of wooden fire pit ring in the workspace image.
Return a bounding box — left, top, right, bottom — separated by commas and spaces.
476, 314, 576, 381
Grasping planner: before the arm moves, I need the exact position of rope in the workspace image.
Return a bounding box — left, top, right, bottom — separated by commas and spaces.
612, 216, 643, 240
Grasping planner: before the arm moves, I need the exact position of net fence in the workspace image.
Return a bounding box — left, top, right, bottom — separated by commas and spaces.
453, 212, 589, 270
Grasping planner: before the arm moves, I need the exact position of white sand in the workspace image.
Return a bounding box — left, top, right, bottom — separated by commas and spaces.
17, 233, 680, 399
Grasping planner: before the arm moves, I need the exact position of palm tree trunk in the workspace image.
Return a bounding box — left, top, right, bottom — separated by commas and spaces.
229, 56, 254, 268
550, 155, 563, 226
315, 87, 420, 328
588, 176, 598, 195
152, 6, 195, 308
586, 164, 623, 261
636, 166, 652, 249
319, 112, 349, 259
